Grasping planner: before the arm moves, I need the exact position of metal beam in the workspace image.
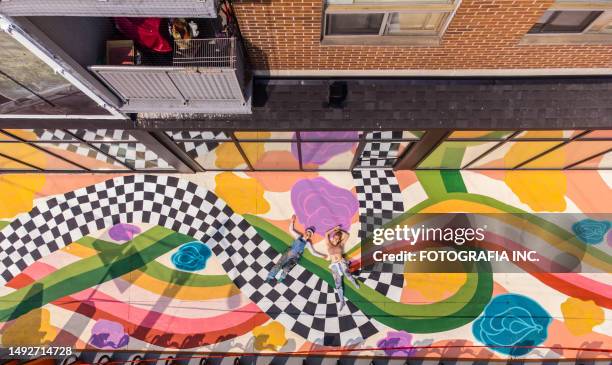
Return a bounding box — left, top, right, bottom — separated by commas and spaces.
128, 131, 195, 173
148, 131, 205, 173
394, 130, 450, 170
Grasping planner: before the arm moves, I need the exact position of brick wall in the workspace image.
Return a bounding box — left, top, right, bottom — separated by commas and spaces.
232, 0, 612, 71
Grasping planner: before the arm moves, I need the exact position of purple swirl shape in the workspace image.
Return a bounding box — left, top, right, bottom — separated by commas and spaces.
376, 331, 416, 357
292, 131, 358, 165
108, 223, 141, 242
89, 319, 129, 349
291, 177, 359, 234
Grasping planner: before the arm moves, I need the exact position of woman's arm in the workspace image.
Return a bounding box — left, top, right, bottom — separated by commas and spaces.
306, 242, 327, 259
289, 214, 303, 238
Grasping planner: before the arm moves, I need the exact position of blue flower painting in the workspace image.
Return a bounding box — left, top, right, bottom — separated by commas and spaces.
171, 241, 212, 271
472, 294, 552, 356
572, 219, 611, 244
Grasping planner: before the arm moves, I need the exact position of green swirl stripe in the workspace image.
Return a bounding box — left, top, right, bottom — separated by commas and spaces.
74, 237, 232, 287
0, 227, 193, 322
244, 214, 493, 333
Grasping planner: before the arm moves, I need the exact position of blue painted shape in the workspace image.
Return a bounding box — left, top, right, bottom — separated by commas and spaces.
171, 241, 212, 271
472, 294, 552, 356
572, 219, 611, 245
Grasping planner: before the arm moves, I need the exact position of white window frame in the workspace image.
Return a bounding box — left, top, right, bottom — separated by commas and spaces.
321, 1, 461, 46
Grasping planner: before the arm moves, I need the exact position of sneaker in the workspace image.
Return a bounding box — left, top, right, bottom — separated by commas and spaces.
265, 276, 275, 284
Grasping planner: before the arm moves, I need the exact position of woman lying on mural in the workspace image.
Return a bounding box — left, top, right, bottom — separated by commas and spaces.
266, 215, 326, 284
325, 225, 360, 310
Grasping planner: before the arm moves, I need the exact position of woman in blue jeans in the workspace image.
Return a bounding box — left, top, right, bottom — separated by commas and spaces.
266, 215, 326, 284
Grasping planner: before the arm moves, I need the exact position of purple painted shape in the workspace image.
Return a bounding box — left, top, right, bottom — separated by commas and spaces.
376, 331, 416, 357
608, 231, 612, 248
108, 223, 141, 242
291, 131, 358, 165
291, 177, 359, 234
89, 319, 129, 349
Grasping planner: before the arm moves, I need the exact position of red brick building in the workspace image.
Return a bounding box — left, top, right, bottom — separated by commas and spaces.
234, 0, 612, 72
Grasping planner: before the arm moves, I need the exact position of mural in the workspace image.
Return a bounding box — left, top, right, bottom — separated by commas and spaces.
0, 166, 610, 360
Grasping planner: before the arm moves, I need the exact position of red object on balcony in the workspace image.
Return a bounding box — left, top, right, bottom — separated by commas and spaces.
114, 17, 172, 53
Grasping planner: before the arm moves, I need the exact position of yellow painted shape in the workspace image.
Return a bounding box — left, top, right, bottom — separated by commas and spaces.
61, 242, 99, 258
0, 174, 46, 218
252, 321, 288, 351
561, 297, 605, 336
503, 139, 567, 211
1, 308, 57, 346
404, 273, 467, 301
215, 172, 270, 215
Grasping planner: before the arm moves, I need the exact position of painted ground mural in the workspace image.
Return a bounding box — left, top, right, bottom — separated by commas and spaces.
0, 167, 610, 360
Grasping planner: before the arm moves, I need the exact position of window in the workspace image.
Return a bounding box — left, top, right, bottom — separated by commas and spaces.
165, 130, 422, 171
529, 10, 603, 33
322, 1, 460, 45
522, 1, 612, 44
326, 14, 385, 35
0, 129, 176, 172
415, 129, 612, 170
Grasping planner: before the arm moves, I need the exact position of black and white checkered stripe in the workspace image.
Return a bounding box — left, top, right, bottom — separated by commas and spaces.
35, 130, 171, 170
0, 175, 381, 346
352, 169, 405, 301
356, 131, 405, 168
166, 131, 228, 160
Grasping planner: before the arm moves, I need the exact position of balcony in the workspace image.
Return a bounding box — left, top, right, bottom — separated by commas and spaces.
90, 37, 250, 113
8, 13, 252, 115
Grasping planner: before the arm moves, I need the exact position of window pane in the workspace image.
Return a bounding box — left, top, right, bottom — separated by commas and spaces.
522, 141, 612, 169
35, 143, 127, 170
419, 141, 500, 169
189, 141, 248, 170
92, 143, 173, 170
514, 130, 584, 139
235, 131, 296, 140
530, 10, 602, 33
70, 129, 136, 142
300, 131, 361, 141
571, 150, 612, 169
582, 130, 612, 139
301, 142, 358, 170
386, 12, 445, 34
469, 141, 562, 169
361, 141, 410, 159
550, 11, 597, 27
327, 13, 384, 35
3, 129, 76, 141
239, 142, 300, 170
0, 131, 15, 141
448, 131, 514, 140
0, 143, 82, 170
166, 131, 230, 141
0, 155, 34, 170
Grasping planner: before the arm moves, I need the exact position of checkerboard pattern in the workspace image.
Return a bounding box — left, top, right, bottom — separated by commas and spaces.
166, 131, 229, 160
352, 169, 405, 301
356, 131, 405, 168
36, 130, 171, 170
0, 175, 381, 346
